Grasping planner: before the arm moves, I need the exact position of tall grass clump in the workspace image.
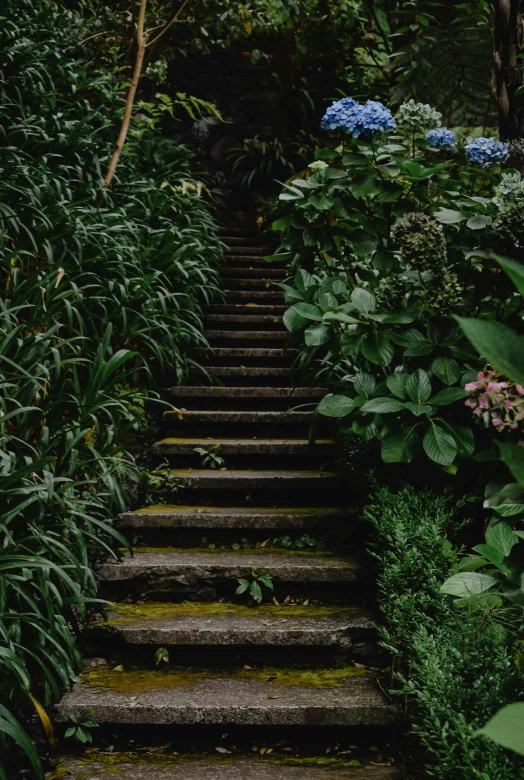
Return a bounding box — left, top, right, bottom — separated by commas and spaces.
0, 0, 221, 774
364, 483, 524, 779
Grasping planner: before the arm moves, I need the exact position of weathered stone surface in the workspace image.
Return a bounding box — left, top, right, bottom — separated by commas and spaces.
224, 246, 264, 255
153, 438, 334, 456
55, 667, 394, 726
92, 601, 371, 646
208, 304, 287, 314
163, 410, 313, 423
118, 505, 349, 530
203, 347, 291, 357
98, 549, 361, 584
224, 290, 284, 299
206, 331, 287, 340
224, 278, 282, 290
168, 387, 326, 399
222, 267, 286, 278
206, 314, 283, 324
167, 468, 340, 489
189, 367, 290, 377
48, 755, 402, 779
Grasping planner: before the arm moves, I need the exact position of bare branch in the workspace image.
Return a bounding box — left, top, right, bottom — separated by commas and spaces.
146, 0, 191, 48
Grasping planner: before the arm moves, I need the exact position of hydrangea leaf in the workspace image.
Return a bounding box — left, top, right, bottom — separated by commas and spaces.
476, 703, 524, 756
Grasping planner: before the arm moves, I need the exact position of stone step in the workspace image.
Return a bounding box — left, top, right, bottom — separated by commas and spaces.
225, 246, 264, 255
208, 304, 287, 314
199, 347, 291, 358
224, 279, 282, 290
224, 290, 285, 300
99, 548, 357, 584
168, 387, 325, 400
166, 468, 340, 490
153, 438, 334, 456
206, 314, 283, 325
220, 234, 261, 244
207, 330, 287, 341
51, 755, 402, 779
222, 267, 286, 278
118, 506, 349, 530
56, 666, 393, 727
222, 255, 282, 266
163, 411, 313, 424
89, 601, 371, 647
218, 227, 259, 236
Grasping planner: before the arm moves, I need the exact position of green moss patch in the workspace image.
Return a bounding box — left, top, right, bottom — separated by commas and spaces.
84, 665, 367, 695
103, 600, 363, 625
132, 546, 333, 557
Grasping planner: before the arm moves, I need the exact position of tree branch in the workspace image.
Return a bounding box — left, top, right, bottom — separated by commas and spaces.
146, 0, 191, 48
103, 0, 148, 189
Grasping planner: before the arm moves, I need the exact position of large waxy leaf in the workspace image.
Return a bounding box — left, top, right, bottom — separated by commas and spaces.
429, 387, 468, 405
456, 316, 524, 386
477, 703, 524, 756
431, 356, 461, 385
360, 397, 405, 414
405, 369, 432, 404
283, 306, 308, 332
351, 287, 376, 314
317, 394, 355, 418
423, 421, 457, 465
305, 323, 331, 346
440, 572, 498, 597
381, 426, 421, 463
293, 303, 323, 321
361, 332, 393, 367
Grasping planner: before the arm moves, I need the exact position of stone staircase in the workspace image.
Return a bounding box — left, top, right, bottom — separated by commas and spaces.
51, 227, 401, 778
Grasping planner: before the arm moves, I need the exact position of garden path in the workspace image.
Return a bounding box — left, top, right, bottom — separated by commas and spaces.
51, 226, 401, 778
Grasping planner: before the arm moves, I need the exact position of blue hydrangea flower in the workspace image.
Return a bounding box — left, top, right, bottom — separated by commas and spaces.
353, 100, 396, 137
465, 137, 509, 167
321, 97, 360, 133
426, 128, 456, 150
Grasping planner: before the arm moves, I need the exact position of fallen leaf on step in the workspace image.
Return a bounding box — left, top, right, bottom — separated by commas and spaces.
130, 696, 138, 700
172, 407, 184, 420
272, 597, 280, 606
85, 748, 100, 753
260, 538, 270, 547
246, 303, 258, 307
112, 665, 124, 672
353, 662, 366, 669
283, 595, 291, 604
266, 748, 274, 754
262, 620, 277, 626
280, 619, 288, 623
243, 665, 252, 670
215, 747, 231, 754
303, 599, 310, 606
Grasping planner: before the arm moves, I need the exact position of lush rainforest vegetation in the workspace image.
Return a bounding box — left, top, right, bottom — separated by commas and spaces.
2, 1, 524, 778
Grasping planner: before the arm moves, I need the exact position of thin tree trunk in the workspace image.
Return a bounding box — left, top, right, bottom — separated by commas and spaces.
492, 0, 524, 140
104, 0, 147, 189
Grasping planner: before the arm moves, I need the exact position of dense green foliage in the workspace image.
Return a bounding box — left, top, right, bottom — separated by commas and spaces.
272, 103, 524, 470
0, 0, 220, 773
364, 483, 524, 778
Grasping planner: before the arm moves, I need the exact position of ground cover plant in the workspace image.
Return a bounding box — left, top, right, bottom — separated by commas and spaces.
0, 0, 220, 774
364, 482, 524, 779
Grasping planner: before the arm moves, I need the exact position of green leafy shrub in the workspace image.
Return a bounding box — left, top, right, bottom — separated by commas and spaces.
0, 0, 221, 773
272, 98, 524, 470
364, 483, 524, 779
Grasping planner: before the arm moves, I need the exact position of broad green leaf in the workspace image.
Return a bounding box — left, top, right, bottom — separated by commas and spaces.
294, 302, 323, 321
250, 580, 263, 603
494, 503, 524, 517
322, 311, 360, 324
406, 369, 432, 404
354, 371, 376, 399
381, 426, 421, 463
495, 254, 524, 297
498, 442, 524, 488
423, 421, 457, 465
386, 372, 409, 400
271, 216, 293, 232
349, 175, 376, 198
283, 306, 308, 332
476, 703, 524, 756
361, 332, 393, 367
317, 394, 355, 418
440, 422, 475, 458
431, 356, 461, 385
404, 402, 431, 416
318, 292, 338, 311
466, 214, 492, 229
434, 208, 467, 224
295, 268, 316, 292
305, 323, 331, 346
430, 387, 468, 405
360, 397, 405, 413
486, 521, 519, 556
456, 316, 524, 386
472, 543, 507, 569
351, 288, 376, 314
236, 579, 250, 594
440, 572, 498, 597
331, 279, 347, 294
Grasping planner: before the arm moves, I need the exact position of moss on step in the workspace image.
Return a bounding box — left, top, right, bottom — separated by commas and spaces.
274, 757, 362, 768
131, 546, 333, 557
84, 665, 367, 695
103, 600, 362, 625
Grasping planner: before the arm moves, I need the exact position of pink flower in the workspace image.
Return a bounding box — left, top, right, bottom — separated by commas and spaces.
464, 367, 524, 433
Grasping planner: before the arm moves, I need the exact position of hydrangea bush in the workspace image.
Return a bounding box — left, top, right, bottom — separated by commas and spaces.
270, 96, 524, 469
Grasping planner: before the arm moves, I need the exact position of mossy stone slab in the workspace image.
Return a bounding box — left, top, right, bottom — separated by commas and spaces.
55, 666, 395, 726
48, 754, 403, 779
